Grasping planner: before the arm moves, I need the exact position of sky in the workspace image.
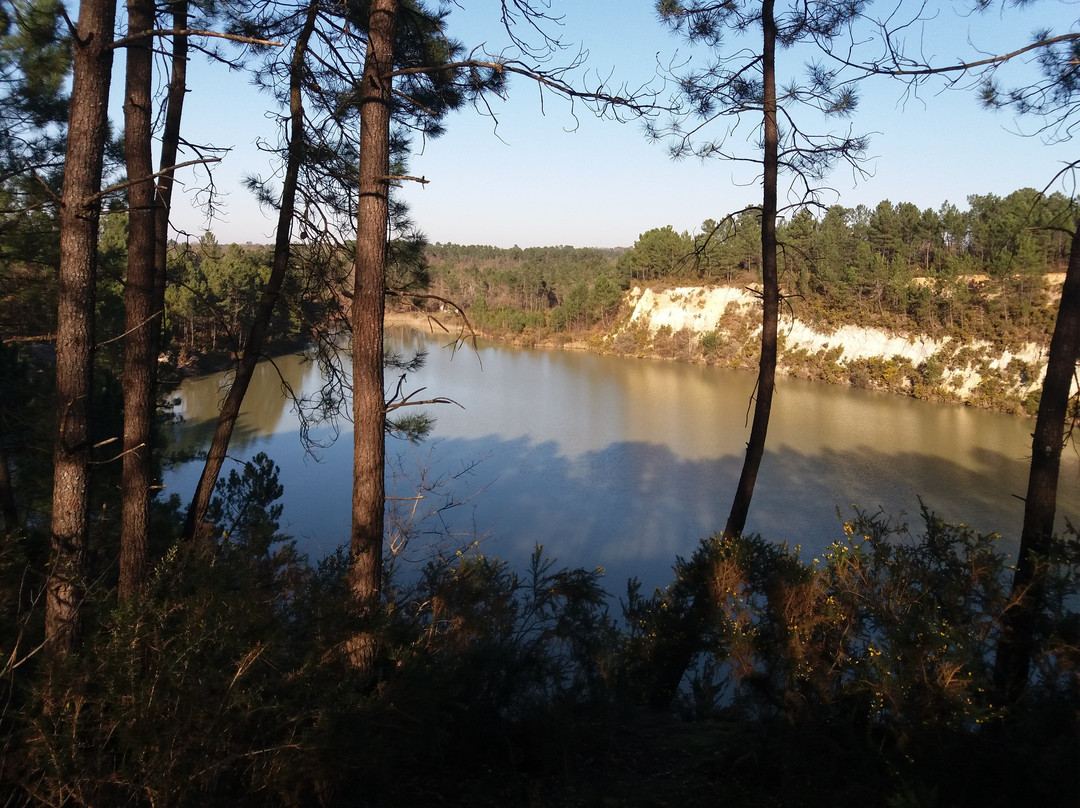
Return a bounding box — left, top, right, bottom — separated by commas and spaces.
157, 0, 1080, 249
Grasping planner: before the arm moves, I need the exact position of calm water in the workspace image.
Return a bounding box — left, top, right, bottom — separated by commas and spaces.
163, 327, 1080, 593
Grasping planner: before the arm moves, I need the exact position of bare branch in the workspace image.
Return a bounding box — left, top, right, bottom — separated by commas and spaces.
2, 334, 55, 344
384, 388, 464, 414
382, 174, 429, 186
844, 30, 1080, 80
388, 58, 670, 120
87, 157, 222, 203
111, 27, 284, 50
95, 309, 163, 348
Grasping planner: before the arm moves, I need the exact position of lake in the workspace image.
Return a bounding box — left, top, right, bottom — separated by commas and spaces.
163, 326, 1080, 594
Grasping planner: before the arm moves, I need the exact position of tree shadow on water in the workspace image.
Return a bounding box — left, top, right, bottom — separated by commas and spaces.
385, 432, 1066, 595
164, 407, 1075, 597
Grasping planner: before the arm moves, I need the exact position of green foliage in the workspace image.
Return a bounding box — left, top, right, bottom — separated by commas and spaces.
0, 341, 54, 527
207, 452, 289, 558
0, 0, 71, 173
426, 185, 1073, 360
4, 450, 1079, 807
4, 453, 301, 805
21, 542, 326, 807
620, 508, 1080, 805
165, 235, 307, 363
618, 226, 694, 281
392, 546, 616, 716
592, 186, 1074, 413
468, 294, 547, 333
780, 191, 1074, 344
626, 507, 1062, 721
610, 318, 653, 356
384, 347, 436, 442
2, 451, 624, 805
0, 0, 71, 345
698, 329, 721, 356
649, 324, 697, 360
425, 243, 625, 335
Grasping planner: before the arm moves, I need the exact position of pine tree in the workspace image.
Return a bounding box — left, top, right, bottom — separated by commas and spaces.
47, 0, 116, 657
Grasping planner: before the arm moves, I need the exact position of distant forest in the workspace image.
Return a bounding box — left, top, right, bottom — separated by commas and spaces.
20, 186, 1068, 382
423, 186, 1073, 347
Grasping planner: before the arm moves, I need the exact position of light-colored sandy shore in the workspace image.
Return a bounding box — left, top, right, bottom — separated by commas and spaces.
384, 309, 460, 330
384, 308, 594, 352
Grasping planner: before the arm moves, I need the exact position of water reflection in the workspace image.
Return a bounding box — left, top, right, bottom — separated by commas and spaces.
166, 354, 324, 454
163, 328, 1080, 593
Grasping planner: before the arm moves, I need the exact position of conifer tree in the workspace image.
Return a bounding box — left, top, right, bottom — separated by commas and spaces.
47, 0, 116, 657
655, 0, 868, 540
850, 0, 1080, 704
119, 0, 158, 599
642, 0, 869, 706
0, 0, 72, 537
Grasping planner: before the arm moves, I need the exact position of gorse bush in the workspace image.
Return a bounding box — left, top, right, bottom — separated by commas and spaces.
621, 507, 1080, 805
626, 509, 1020, 722
15, 455, 314, 806
393, 546, 617, 716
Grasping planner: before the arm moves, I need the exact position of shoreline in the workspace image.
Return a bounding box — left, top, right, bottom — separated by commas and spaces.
385, 303, 1041, 418
384, 309, 445, 330
384, 308, 596, 353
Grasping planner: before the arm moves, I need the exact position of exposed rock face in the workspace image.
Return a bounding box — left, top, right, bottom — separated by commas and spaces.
628, 287, 751, 334
617, 286, 1056, 411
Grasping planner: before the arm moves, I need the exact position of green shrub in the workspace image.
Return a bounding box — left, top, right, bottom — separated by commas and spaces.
699, 329, 721, 358
619, 509, 1080, 804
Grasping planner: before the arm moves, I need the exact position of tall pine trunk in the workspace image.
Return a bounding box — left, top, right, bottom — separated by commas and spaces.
119, 0, 157, 599
993, 220, 1080, 702
47, 0, 116, 656
155, 0, 188, 336
724, 0, 778, 540
152, 0, 188, 526
182, 4, 316, 542
646, 1, 780, 706
0, 421, 17, 532
349, 0, 397, 670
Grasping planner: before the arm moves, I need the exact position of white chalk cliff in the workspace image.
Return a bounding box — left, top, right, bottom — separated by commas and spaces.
616, 286, 1055, 407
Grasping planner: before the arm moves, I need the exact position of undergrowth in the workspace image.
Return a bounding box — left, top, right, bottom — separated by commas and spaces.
1, 458, 1076, 806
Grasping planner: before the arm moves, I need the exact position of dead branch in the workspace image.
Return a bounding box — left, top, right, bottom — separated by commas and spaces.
96, 309, 163, 348
87, 157, 222, 204
2, 334, 55, 344
385, 391, 464, 414
382, 174, 430, 186
111, 28, 284, 50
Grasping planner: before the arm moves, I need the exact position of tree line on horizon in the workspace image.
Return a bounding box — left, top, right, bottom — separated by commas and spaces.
19, 184, 1070, 367
422, 185, 1073, 346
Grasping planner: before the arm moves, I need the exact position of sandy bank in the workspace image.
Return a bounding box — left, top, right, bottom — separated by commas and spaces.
384, 309, 460, 331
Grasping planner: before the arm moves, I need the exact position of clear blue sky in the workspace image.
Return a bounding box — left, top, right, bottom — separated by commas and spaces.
160, 0, 1080, 248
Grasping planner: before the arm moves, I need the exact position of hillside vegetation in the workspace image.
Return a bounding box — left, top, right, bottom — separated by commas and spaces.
422, 188, 1073, 414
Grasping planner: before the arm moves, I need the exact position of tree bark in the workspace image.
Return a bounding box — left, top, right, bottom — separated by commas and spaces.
119, 0, 157, 599
153, 0, 189, 460
993, 220, 1080, 703
0, 419, 18, 532
646, 1, 780, 707
723, 0, 778, 540
349, 0, 398, 670
47, 0, 116, 656
182, 3, 316, 542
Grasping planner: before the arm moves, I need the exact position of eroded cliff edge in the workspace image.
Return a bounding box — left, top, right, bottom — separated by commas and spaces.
611, 285, 1057, 414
